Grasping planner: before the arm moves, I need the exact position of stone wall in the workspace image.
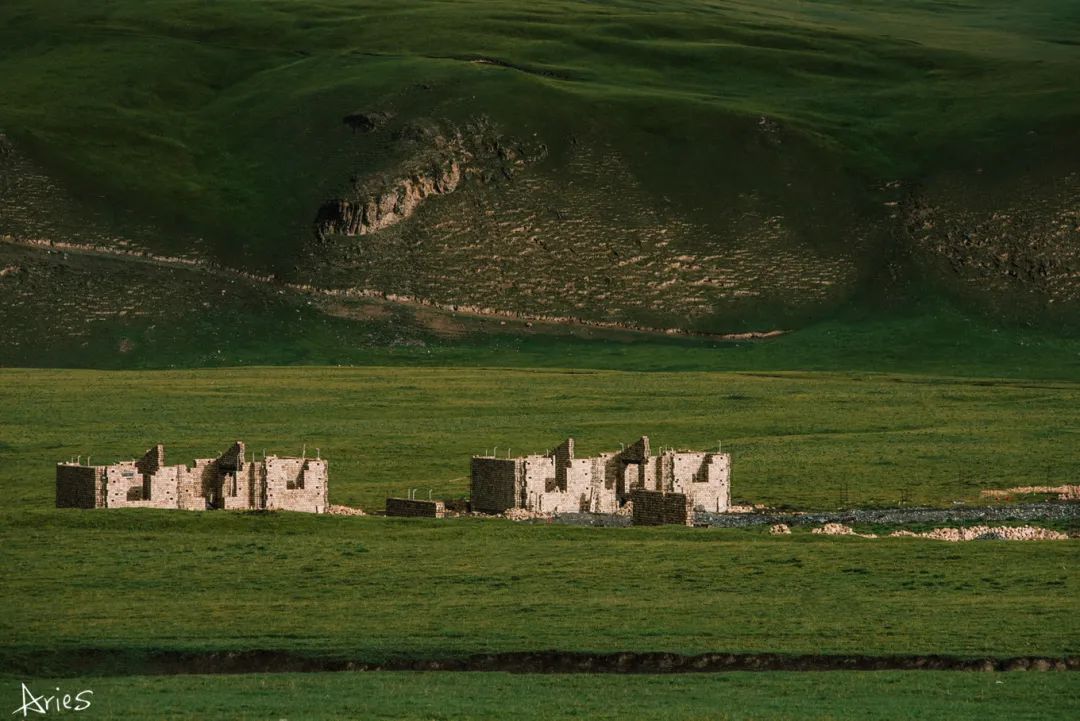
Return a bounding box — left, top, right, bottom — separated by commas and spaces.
54, 442, 328, 513
471, 457, 521, 513
385, 498, 447, 518
631, 489, 691, 526
103, 462, 179, 509
264, 456, 328, 513
667, 452, 730, 513
470, 436, 730, 516
55, 464, 102, 508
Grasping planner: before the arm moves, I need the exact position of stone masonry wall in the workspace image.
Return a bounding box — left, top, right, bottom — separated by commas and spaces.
104, 463, 179, 509
385, 498, 447, 518
55, 443, 328, 513
471, 436, 730, 516
264, 457, 327, 513
55, 464, 102, 508
471, 457, 521, 513
631, 489, 692, 526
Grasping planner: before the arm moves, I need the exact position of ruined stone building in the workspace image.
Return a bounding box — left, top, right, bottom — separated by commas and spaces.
56, 442, 328, 513
470, 436, 729, 515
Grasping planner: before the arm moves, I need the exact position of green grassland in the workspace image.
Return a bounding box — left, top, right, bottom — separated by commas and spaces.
5, 671, 1078, 720
1, 366, 1078, 678
4, 367, 1080, 510
2, 510, 1077, 675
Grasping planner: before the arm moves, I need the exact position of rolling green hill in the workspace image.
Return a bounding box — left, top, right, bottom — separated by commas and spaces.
1, 0, 1078, 360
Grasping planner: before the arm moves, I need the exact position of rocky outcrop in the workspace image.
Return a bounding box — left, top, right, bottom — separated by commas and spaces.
316, 159, 462, 237
314, 116, 546, 239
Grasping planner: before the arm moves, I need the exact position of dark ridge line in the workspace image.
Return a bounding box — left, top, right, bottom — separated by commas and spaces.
9, 650, 1079, 677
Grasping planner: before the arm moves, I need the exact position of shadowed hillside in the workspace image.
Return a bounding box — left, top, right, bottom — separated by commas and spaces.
0, 0, 1077, 360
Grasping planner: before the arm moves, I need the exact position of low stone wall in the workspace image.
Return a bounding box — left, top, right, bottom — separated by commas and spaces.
631, 489, 691, 526
385, 498, 446, 518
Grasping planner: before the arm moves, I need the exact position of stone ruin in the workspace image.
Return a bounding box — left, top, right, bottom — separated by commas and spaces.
55, 442, 327, 513
470, 435, 730, 523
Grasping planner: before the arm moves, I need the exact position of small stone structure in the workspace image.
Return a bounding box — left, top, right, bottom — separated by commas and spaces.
56, 442, 327, 513
385, 498, 446, 518
471, 436, 730, 518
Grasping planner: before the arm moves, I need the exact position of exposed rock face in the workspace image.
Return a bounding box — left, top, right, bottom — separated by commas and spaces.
315, 116, 546, 239
316, 159, 462, 237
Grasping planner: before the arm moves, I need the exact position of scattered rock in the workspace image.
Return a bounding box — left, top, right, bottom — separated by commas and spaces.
889, 525, 1069, 542
811, 523, 877, 538
504, 507, 553, 521
327, 504, 367, 516
982, 485, 1080, 501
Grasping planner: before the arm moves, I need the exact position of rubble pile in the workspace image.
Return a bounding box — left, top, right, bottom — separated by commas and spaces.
982, 485, 1080, 501
326, 504, 366, 516
811, 523, 877, 538
503, 507, 553, 522
889, 525, 1069, 542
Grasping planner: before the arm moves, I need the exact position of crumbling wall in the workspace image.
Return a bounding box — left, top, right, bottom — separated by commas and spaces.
667, 452, 730, 513
55, 442, 329, 514
470, 436, 730, 516
552, 438, 574, 491
55, 464, 102, 508
385, 498, 446, 518
631, 489, 691, 526
264, 457, 327, 513
222, 461, 260, 511
471, 457, 521, 513
135, 444, 165, 476
103, 462, 179, 509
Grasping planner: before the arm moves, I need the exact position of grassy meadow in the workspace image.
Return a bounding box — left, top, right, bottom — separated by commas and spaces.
0, 366, 1078, 678
3, 366, 1080, 510
2, 510, 1078, 676
4, 671, 1078, 720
